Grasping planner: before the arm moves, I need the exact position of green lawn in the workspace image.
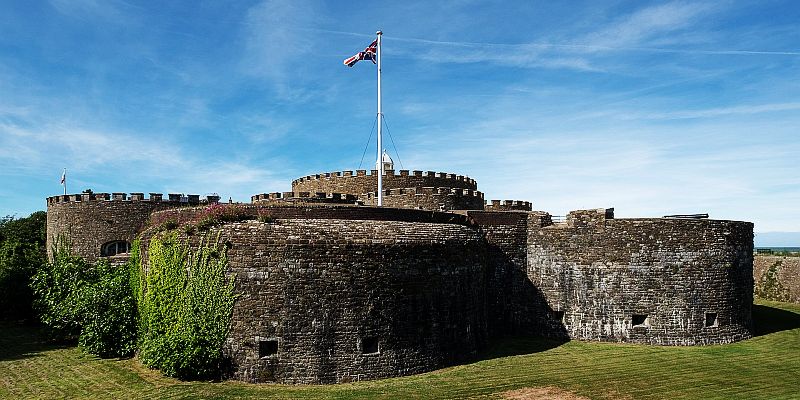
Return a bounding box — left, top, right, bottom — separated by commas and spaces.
2, 300, 799, 400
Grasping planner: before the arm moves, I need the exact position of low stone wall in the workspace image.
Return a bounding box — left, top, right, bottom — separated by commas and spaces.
527, 209, 754, 345
754, 256, 800, 303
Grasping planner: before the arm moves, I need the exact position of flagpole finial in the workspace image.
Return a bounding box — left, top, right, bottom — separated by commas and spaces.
376, 30, 382, 35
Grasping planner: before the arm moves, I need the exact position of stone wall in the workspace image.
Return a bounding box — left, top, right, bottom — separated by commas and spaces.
291, 170, 477, 195
754, 256, 800, 303
484, 200, 533, 212
527, 209, 754, 345
467, 211, 566, 338
138, 215, 488, 384
362, 187, 485, 211
45, 192, 200, 262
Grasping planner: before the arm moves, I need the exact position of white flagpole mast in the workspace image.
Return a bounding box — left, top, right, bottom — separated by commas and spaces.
62, 168, 67, 195
376, 30, 383, 207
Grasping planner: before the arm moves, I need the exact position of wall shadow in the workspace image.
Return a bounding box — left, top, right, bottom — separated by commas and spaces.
0, 322, 72, 362
752, 304, 800, 337
475, 212, 572, 362
477, 335, 567, 361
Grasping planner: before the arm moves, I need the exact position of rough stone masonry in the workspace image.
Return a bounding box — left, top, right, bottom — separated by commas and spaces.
46, 168, 755, 384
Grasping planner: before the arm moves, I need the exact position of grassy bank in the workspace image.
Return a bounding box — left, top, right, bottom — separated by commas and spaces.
2, 300, 799, 399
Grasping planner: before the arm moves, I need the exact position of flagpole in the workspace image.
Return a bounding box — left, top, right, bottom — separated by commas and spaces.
376, 30, 383, 207
63, 168, 67, 195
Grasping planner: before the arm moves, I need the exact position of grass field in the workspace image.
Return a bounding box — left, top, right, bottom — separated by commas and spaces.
2, 300, 799, 400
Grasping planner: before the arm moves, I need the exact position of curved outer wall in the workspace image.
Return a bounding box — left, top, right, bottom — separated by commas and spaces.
527, 210, 754, 345
46, 196, 179, 263
292, 170, 477, 195
139, 215, 488, 384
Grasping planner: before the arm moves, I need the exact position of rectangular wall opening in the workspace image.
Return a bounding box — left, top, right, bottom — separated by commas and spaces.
259, 339, 278, 358
551, 310, 565, 323
632, 314, 649, 327
705, 312, 718, 327
361, 337, 379, 354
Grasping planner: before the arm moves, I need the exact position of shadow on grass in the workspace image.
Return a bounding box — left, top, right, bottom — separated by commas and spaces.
752, 304, 800, 337
477, 335, 568, 361
0, 322, 73, 362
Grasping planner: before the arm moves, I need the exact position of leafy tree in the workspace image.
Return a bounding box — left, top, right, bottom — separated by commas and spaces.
0, 241, 43, 320
0, 211, 47, 321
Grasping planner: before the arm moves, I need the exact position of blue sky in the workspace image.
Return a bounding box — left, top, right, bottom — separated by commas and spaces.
1, 1, 799, 243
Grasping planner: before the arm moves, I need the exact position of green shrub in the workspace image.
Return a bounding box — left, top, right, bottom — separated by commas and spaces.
136, 233, 237, 380
78, 260, 138, 357
31, 238, 137, 356
30, 239, 90, 341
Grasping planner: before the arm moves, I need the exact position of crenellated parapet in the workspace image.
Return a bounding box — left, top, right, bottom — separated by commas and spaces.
291, 169, 478, 195
251, 192, 359, 205
45, 191, 219, 263
362, 186, 485, 211
46, 192, 220, 206
484, 200, 532, 212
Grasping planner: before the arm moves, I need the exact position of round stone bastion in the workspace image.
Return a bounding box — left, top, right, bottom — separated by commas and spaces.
141, 206, 489, 384
527, 210, 754, 345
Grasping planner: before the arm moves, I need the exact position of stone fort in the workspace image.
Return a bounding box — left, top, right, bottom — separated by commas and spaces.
46, 163, 754, 384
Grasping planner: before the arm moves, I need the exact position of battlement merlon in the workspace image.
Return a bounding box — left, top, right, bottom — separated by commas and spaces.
46, 192, 220, 205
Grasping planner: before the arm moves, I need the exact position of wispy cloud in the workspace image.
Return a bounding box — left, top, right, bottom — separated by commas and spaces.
240, 0, 322, 81
354, 1, 798, 70
581, 1, 714, 49
623, 102, 800, 120
0, 118, 283, 202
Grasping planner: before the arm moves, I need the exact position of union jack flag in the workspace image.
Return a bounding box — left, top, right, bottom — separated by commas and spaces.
343, 38, 377, 67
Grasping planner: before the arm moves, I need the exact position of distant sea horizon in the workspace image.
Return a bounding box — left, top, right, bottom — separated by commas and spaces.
754, 247, 800, 251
